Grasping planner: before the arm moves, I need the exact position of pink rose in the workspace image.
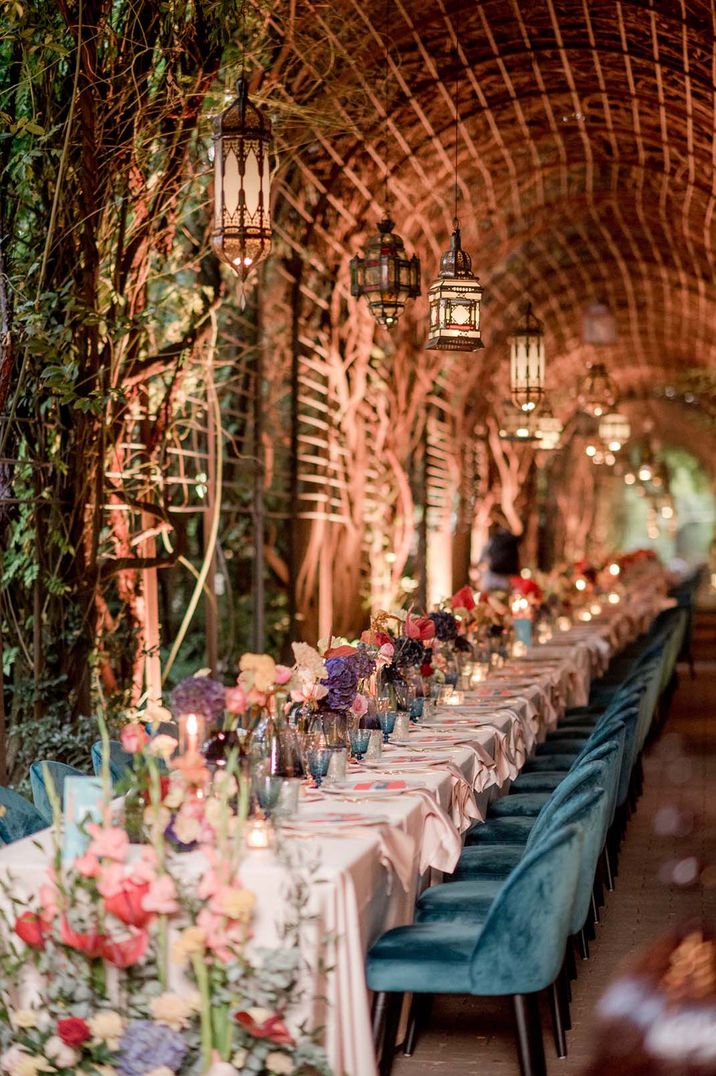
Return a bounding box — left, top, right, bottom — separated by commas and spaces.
351, 695, 368, 717
120, 723, 149, 754
274, 665, 292, 686
74, 851, 101, 878
378, 642, 395, 662
225, 684, 247, 714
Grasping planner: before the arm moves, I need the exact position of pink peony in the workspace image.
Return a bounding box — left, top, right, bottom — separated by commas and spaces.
120, 723, 149, 754
273, 664, 293, 685
142, 874, 179, 915
405, 613, 436, 641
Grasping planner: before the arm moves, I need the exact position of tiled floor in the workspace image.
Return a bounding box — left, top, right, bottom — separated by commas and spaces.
390, 607, 716, 1076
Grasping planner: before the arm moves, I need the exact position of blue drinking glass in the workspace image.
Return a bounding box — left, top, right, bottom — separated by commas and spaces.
349, 728, 371, 761
306, 748, 331, 788
410, 696, 424, 722
378, 709, 397, 744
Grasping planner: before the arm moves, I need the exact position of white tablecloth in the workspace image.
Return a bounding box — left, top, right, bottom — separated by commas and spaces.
0, 593, 669, 1076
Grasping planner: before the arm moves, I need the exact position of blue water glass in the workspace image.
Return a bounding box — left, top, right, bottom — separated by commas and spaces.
306, 748, 331, 788
349, 728, 372, 761
409, 696, 424, 722
253, 774, 284, 816
378, 709, 397, 744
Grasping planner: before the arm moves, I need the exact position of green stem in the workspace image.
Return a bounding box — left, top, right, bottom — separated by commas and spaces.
191, 952, 213, 1072
158, 913, 169, 990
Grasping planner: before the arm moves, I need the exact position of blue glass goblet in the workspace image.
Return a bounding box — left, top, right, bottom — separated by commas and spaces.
378, 709, 397, 744
349, 728, 371, 762
306, 747, 331, 788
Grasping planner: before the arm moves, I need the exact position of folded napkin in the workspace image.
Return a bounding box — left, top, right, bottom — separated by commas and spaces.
441, 761, 483, 831
402, 787, 462, 874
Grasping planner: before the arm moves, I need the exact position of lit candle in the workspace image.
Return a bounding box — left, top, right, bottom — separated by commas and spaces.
245, 814, 274, 851
179, 712, 205, 757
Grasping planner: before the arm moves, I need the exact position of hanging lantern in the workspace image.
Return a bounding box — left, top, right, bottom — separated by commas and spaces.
510, 304, 545, 412
599, 411, 631, 451
498, 403, 540, 443
582, 300, 617, 346
535, 402, 563, 450
578, 362, 617, 417
350, 216, 421, 329
425, 225, 483, 351
212, 78, 273, 284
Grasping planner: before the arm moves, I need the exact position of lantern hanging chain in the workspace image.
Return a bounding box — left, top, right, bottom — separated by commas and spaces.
453, 48, 459, 229
240, 0, 247, 77
383, 0, 390, 212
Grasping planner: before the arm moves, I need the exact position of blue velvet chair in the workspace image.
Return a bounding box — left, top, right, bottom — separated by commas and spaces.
0, 786, 48, 843
91, 740, 134, 787
367, 823, 583, 1076
29, 760, 86, 823
416, 785, 607, 1059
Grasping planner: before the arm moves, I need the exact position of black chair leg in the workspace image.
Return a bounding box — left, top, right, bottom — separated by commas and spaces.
372, 991, 387, 1049
578, 927, 590, 959
403, 993, 433, 1056
378, 992, 403, 1076
602, 846, 615, 891
558, 965, 572, 1029
513, 992, 547, 1076
548, 981, 568, 1058
566, 938, 577, 981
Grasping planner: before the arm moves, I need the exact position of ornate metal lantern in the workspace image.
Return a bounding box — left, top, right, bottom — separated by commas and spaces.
599, 411, 630, 451
498, 403, 540, 443
212, 78, 273, 284
582, 300, 617, 345
578, 362, 617, 417
350, 215, 421, 329
535, 402, 563, 450
510, 304, 545, 412
425, 225, 483, 351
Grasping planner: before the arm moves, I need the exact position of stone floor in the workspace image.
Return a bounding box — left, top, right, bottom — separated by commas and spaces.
390, 605, 716, 1076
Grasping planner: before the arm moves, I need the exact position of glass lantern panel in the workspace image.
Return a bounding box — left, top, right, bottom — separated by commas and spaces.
243, 144, 262, 222
223, 145, 241, 221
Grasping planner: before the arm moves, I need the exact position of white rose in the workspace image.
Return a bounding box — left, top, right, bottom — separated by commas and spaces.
0, 1046, 29, 1074
44, 1035, 79, 1069
10, 1011, 36, 1030
265, 1051, 294, 1075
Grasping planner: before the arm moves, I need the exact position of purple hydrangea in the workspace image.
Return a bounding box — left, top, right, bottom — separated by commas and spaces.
321, 656, 359, 711
117, 1020, 188, 1076
428, 610, 459, 642
170, 675, 226, 722
345, 646, 377, 681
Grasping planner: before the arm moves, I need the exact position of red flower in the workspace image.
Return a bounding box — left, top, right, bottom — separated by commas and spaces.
420, 662, 434, 679
234, 1010, 295, 1046
57, 1017, 91, 1047
141, 775, 171, 807
451, 586, 475, 612
104, 879, 153, 928
101, 928, 149, 968
405, 613, 436, 642
14, 911, 49, 949
60, 916, 107, 959
509, 576, 544, 601
374, 631, 392, 647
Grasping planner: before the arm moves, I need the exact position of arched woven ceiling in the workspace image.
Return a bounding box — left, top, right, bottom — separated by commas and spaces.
260, 0, 716, 438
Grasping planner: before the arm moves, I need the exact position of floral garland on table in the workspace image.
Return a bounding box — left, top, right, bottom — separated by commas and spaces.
0, 744, 331, 1076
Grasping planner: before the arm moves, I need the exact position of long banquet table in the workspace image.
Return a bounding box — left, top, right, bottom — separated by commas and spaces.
0, 584, 670, 1076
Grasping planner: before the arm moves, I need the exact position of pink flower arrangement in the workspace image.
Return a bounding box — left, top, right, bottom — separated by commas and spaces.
450, 585, 476, 611
120, 722, 149, 754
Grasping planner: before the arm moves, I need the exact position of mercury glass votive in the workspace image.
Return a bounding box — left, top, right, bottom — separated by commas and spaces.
245, 813, 275, 851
